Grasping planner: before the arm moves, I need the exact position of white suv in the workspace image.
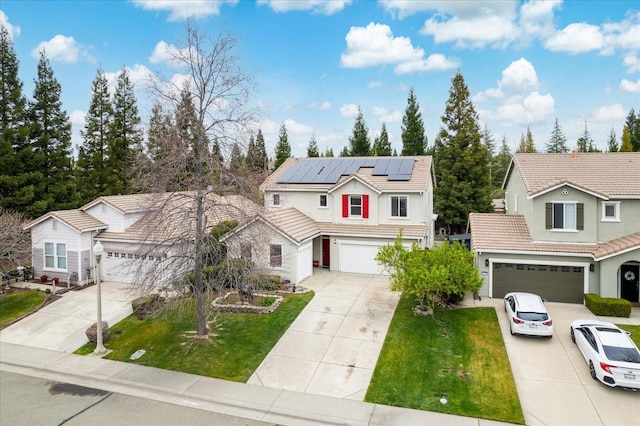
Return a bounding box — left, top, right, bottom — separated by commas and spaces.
504, 292, 553, 338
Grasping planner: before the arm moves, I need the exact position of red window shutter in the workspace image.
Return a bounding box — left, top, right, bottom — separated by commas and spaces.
342, 194, 349, 217
362, 194, 369, 218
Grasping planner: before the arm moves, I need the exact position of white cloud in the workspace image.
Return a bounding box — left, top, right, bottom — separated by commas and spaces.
368, 81, 382, 89
104, 65, 155, 94
341, 22, 458, 74
601, 12, 640, 52
70, 110, 86, 126
131, 0, 238, 21
283, 118, 313, 134
544, 23, 604, 54
488, 91, 554, 125
371, 107, 402, 123
619, 79, 640, 93
31, 35, 93, 63
0, 11, 21, 39
257, 0, 351, 15
475, 58, 539, 101
149, 41, 194, 67
518, 0, 561, 40
308, 101, 331, 110
622, 52, 640, 73
592, 104, 626, 121
340, 104, 360, 118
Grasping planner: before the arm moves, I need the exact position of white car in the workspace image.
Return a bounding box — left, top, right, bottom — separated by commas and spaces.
504, 292, 553, 337
570, 320, 640, 390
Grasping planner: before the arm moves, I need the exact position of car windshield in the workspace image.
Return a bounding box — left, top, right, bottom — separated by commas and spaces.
602, 345, 640, 363
517, 312, 548, 321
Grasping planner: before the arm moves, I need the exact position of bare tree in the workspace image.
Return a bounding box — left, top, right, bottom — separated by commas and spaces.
0, 207, 31, 271
133, 22, 261, 338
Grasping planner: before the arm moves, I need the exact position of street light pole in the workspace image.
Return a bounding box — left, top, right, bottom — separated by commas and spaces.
93, 240, 106, 355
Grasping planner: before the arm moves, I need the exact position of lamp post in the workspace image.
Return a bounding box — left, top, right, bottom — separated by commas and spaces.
93, 240, 106, 355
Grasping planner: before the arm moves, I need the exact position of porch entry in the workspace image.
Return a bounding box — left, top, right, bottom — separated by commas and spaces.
322, 238, 330, 268
621, 263, 640, 304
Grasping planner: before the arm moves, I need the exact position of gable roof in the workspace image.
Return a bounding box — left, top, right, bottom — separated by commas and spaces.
469, 213, 640, 260
24, 210, 107, 232
261, 156, 434, 193
81, 193, 155, 214
504, 153, 640, 199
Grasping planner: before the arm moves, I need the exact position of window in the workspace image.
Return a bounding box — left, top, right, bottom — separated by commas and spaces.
44, 242, 66, 270
240, 243, 252, 259
601, 201, 620, 221
390, 196, 408, 218
318, 194, 328, 208
269, 244, 282, 268
546, 202, 583, 231
272, 193, 280, 206
350, 195, 362, 216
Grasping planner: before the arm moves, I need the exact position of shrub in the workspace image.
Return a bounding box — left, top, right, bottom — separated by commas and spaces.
584, 293, 632, 317
248, 273, 281, 291
131, 294, 165, 320
259, 296, 276, 307
85, 321, 110, 343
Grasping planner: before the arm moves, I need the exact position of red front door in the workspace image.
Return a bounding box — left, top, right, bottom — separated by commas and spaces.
322, 238, 330, 268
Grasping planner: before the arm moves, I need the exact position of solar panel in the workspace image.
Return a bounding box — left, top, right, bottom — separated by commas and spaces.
277, 157, 414, 184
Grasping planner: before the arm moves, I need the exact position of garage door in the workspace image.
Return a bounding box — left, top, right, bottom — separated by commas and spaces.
492, 263, 584, 303
338, 242, 386, 274
104, 254, 135, 283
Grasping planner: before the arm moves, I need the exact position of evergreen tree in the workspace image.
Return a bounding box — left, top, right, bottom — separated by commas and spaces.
274, 123, 291, 169
481, 126, 496, 195
0, 26, 32, 214
607, 128, 618, 152
229, 142, 245, 170
525, 126, 536, 153
516, 134, 527, 153
339, 146, 349, 157
348, 106, 370, 156
245, 134, 259, 169
146, 101, 174, 164
392, 148, 398, 156
254, 129, 267, 169
492, 137, 511, 197
620, 125, 633, 152
28, 50, 76, 215
324, 147, 334, 157
577, 121, 594, 152
546, 117, 568, 153
434, 71, 492, 234
76, 67, 114, 204
401, 88, 427, 155
108, 67, 142, 195
306, 135, 319, 157
372, 123, 392, 156
624, 108, 640, 152
211, 138, 224, 165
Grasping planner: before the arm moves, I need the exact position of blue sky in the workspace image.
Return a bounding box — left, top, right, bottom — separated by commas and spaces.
2, 0, 639, 158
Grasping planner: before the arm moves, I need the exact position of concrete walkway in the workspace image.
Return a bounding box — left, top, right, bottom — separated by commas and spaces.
0, 282, 135, 352
248, 271, 399, 400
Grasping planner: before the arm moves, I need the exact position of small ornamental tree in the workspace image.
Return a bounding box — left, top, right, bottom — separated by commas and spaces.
376, 234, 482, 311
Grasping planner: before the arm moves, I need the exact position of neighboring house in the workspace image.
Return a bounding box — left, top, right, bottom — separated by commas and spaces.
222, 156, 436, 284
24, 192, 260, 286
469, 152, 640, 304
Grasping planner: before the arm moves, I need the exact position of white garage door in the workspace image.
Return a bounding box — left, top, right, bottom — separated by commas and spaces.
103, 254, 135, 283
296, 243, 313, 283
338, 242, 386, 275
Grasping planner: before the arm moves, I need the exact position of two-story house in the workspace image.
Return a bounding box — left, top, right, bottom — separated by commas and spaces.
469, 152, 640, 304
222, 156, 436, 284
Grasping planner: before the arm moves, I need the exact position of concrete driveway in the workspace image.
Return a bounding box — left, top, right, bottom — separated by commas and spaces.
247, 270, 398, 401
0, 282, 134, 353
494, 299, 640, 426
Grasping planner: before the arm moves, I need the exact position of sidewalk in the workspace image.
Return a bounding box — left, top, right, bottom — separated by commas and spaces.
0, 342, 513, 426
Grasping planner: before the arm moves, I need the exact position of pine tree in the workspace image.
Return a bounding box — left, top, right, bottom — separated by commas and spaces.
620, 125, 633, 152
577, 121, 593, 152
274, 123, 291, 169
607, 128, 618, 152
108, 67, 142, 195
28, 50, 76, 214
434, 71, 492, 234
339, 146, 349, 157
245, 134, 258, 169
525, 126, 536, 153
546, 117, 568, 153
229, 142, 244, 170
624, 108, 640, 152
481, 126, 496, 195
246, 129, 267, 171
348, 106, 370, 156
324, 147, 334, 157
306, 135, 319, 157
493, 137, 511, 197
372, 123, 392, 156
76, 67, 114, 204
0, 26, 32, 214
401, 88, 427, 155
254, 129, 267, 169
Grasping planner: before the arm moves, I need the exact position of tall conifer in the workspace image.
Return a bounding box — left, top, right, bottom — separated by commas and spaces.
401, 88, 427, 155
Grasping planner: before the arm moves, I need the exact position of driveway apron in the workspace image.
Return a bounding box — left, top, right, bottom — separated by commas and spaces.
247, 271, 398, 401
0, 282, 135, 353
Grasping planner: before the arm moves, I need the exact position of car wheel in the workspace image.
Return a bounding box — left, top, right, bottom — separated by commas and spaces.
589, 361, 597, 380
570, 328, 575, 344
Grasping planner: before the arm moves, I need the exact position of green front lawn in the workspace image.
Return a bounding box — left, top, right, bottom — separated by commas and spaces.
76, 292, 313, 382
0, 290, 46, 329
618, 324, 640, 347
366, 295, 524, 425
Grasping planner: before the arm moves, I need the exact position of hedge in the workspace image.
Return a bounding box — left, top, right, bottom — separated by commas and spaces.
584, 293, 632, 318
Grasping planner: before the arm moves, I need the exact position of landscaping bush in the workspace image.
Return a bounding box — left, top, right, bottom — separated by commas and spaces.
247, 273, 281, 291
85, 321, 110, 343
584, 293, 632, 317
132, 294, 166, 320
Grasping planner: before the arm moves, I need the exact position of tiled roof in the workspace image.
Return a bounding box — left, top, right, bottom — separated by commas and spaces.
24, 209, 107, 232
316, 222, 427, 239
260, 156, 434, 192
261, 208, 320, 244
509, 152, 640, 198
81, 193, 155, 213
469, 213, 640, 259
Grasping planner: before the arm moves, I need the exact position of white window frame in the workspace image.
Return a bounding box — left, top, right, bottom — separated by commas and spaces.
552, 201, 577, 231
601, 201, 620, 222
269, 244, 283, 268
318, 194, 328, 208
514, 194, 518, 213
272, 193, 281, 207
44, 242, 67, 271
349, 195, 362, 217
390, 195, 408, 218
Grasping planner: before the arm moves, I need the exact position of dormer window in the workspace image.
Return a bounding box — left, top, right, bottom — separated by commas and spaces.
272, 193, 280, 207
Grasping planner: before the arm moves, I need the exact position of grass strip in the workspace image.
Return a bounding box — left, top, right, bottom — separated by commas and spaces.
0, 291, 46, 329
